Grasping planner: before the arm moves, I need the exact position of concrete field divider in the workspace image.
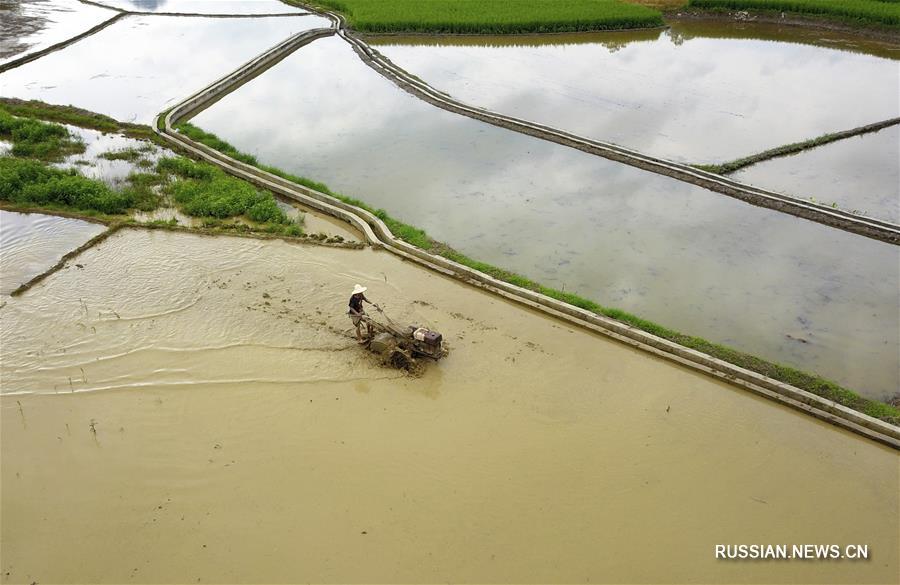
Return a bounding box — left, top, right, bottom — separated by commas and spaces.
154, 14, 900, 449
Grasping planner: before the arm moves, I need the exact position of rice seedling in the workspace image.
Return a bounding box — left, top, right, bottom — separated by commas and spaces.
309, 0, 664, 33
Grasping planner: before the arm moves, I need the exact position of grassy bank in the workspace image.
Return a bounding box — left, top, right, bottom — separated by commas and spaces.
0, 158, 139, 214
175, 123, 899, 424
0, 108, 85, 161
0, 105, 303, 236
688, 0, 900, 27
695, 119, 900, 175
302, 0, 664, 33
0, 97, 159, 143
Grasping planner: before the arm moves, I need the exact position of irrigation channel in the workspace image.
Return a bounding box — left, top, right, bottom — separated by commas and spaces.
2, 1, 899, 582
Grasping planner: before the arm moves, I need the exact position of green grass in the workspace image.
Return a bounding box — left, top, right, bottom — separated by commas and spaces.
695, 131, 860, 175
0, 103, 309, 239
0, 157, 135, 214
696, 121, 900, 175
688, 0, 900, 27
156, 156, 299, 229
0, 99, 119, 133
308, 0, 664, 32
99, 146, 153, 162
0, 98, 163, 145
173, 122, 900, 423
0, 108, 85, 161
175, 122, 259, 165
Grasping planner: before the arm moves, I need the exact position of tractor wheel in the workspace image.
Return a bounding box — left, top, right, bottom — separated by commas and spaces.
389, 348, 415, 371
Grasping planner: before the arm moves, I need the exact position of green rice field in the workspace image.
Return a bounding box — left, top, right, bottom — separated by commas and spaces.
310, 0, 664, 33
688, 0, 900, 26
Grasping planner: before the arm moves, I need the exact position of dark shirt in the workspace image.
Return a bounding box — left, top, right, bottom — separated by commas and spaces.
349, 293, 367, 314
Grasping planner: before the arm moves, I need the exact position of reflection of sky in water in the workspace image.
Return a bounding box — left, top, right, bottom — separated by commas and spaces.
735, 126, 900, 224
0, 0, 115, 64
53, 125, 171, 185
374, 24, 900, 164
192, 36, 899, 399
0, 14, 331, 124
0, 211, 106, 296
89, 0, 307, 14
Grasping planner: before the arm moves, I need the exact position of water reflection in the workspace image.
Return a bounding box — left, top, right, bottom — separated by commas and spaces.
0, 13, 331, 124
90, 0, 308, 14
54, 125, 169, 185
0, 0, 116, 64
734, 126, 900, 224
0, 211, 106, 295
370, 20, 900, 163
192, 36, 900, 400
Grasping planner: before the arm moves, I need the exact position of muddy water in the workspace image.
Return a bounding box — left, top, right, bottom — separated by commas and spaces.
734, 125, 900, 224
0, 0, 115, 64
90, 0, 308, 13
0, 210, 106, 295
190, 36, 900, 400
1, 228, 897, 583
0, 13, 331, 124
370, 21, 900, 164
275, 197, 362, 240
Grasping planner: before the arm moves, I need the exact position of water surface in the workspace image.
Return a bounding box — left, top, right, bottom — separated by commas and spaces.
371, 21, 900, 163
191, 36, 900, 400
0, 210, 106, 295
0, 13, 331, 123
2, 228, 897, 583
0, 0, 115, 65
55, 124, 169, 184
89, 0, 308, 14
733, 126, 900, 224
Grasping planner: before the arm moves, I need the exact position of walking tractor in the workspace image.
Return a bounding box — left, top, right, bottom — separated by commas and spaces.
360, 305, 447, 371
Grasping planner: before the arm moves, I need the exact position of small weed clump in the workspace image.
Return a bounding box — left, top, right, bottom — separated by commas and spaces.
0, 108, 84, 161
99, 146, 153, 162
0, 157, 134, 214
156, 156, 298, 230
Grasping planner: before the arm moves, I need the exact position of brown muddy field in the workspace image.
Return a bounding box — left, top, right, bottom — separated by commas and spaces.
1, 228, 897, 583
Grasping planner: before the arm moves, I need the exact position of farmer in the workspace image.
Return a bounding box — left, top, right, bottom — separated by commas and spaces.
348, 284, 374, 342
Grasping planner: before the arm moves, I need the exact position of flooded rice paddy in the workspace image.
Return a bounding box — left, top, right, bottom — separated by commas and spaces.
0, 0, 115, 65
370, 21, 900, 164
2, 228, 897, 583
0, 210, 105, 296
0, 12, 331, 123
190, 35, 900, 401
56, 124, 168, 183
88, 0, 309, 14
734, 125, 900, 224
